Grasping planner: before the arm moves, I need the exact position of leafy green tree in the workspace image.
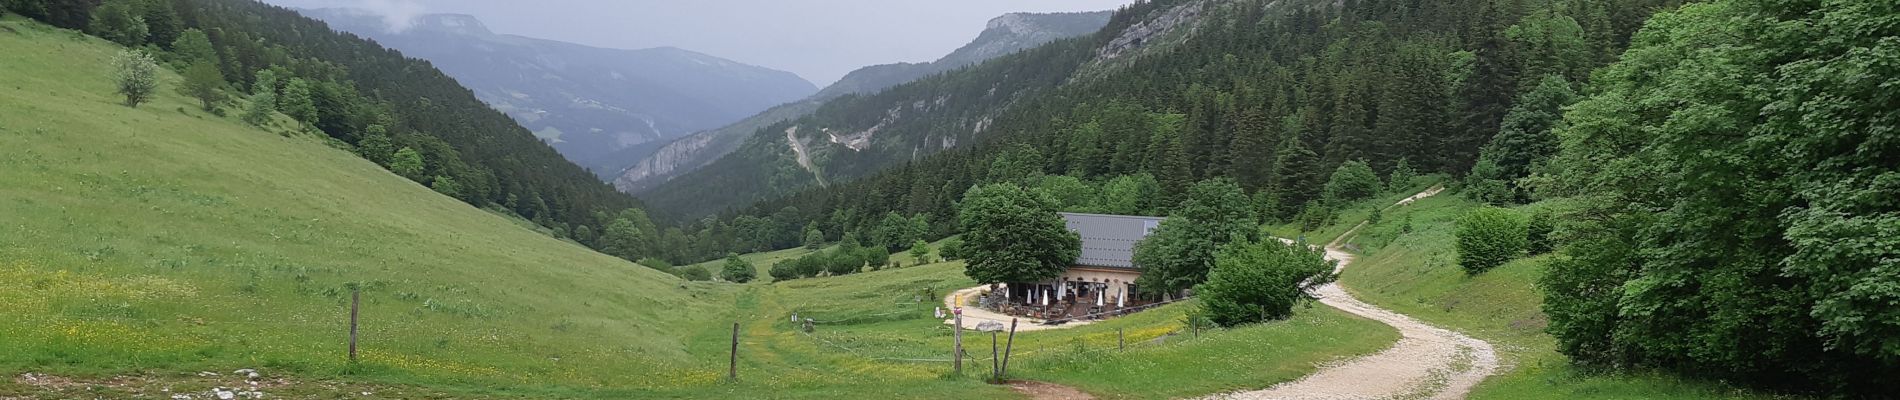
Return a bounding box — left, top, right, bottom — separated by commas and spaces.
1462, 158, 1513, 205
957, 183, 1079, 285
859, 246, 890, 271
1323, 160, 1382, 203
939, 237, 965, 261
1470, 75, 1576, 203
278, 78, 317, 127
719, 254, 755, 283
1454, 207, 1527, 274
88, 0, 147, 47
388, 147, 426, 181
180, 62, 224, 111
1199, 238, 1334, 326
598, 210, 657, 262
1543, 0, 1900, 391
1133, 179, 1257, 297
355, 125, 394, 165
1033, 175, 1098, 212
987, 144, 1045, 184
169, 28, 216, 66
907, 240, 931, 266
110, 49, 158, 108
242, 69, 277, 125
429, 175, 461, 199
872, 212, 927, 251
1094, 173, 1159, 215
132, 0, 180, 47
801, 222, 824, 250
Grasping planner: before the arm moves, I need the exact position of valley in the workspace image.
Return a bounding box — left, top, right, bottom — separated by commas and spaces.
3, 0, 1893, 398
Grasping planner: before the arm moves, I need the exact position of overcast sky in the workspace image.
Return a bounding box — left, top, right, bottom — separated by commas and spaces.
261, 0, 1135, 85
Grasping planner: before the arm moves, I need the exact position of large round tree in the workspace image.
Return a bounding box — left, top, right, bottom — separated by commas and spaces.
957, 183, 1080, 285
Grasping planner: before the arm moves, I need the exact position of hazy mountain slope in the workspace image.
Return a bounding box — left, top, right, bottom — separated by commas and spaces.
613, 11, 1112, 194
637, 5, 1194, 219
302, 9, 818, 176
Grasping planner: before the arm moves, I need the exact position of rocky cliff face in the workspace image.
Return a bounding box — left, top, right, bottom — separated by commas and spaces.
613, 10, 1112, 194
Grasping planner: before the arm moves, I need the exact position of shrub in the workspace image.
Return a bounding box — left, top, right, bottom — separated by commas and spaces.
1526, 211, 1554, 255
676, 265, 711, 281
1323, 160, 1382, 202
1198, 238, 1335, 327
939, 237, 965, 260
1455, 207, 1529, 274
719, 255, 755, 283
768, 261, 800, 282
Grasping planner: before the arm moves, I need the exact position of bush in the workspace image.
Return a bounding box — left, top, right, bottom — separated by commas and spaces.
824, 251, 862, 276
719, 255, 755, 283
768, 261, 800, 282
939, 237, 965, 260
1526, 211, 1554, 255
1198, 238, 1335, 327
677, 265, 712, 281
1455, 207, 1529, 274
1323, 160, 1382, 202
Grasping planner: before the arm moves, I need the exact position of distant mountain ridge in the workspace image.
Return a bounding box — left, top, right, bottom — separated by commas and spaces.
301, 8, 819, 176
612, 11, 1113, 194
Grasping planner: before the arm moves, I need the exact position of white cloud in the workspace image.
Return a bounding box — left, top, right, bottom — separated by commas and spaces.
354, 0, 426, 32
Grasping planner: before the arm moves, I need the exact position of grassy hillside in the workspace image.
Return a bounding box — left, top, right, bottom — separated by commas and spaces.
1328, 192, 1789, 399
0, 17, 1398, 398
0, 16, 737, 395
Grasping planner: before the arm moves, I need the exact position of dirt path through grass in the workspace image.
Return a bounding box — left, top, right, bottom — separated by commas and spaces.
1208, 187, 1498, 400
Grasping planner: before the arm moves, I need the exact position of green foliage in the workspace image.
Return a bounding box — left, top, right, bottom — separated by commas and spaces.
676, 265, 712, 282
871, 212, 928, 251
906, 240, 930, 265
241, 69, 276, 125
1199, 239, 1334, 326
1542, 0, 1900, 393
1093, 173, 1159, 215
938, 237, 965, 261
277, 78, 316, 127
388, 147, 425, 181
719, 254, 755, 283
597, 209, 657, 262
429, 175, 460, 199
87, 0, 145, 47
168, 28, 215, 66
801, 222, 824, 250
179, 61, 224, 111
957, 183, 1079, 285
1456, 207, 1527, 275
1134, 179, 1258, 297
1296, 201, 1334, 233
1525, 210, 1553, 255
636, 257, 672, 272
109, 49, 157, 108
1470, 75, 1576, 204
1387, 158, 1417, 193
355, 125, 393, 165
1323, 160, 1382, 203
768, 260, 801, 282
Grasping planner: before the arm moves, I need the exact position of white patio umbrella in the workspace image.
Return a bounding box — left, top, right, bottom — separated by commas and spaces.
1056, 282, 1065, 301
1041, 287, 1050, 306
1096, 285, 1105, 307
1117, 286, 1126, 308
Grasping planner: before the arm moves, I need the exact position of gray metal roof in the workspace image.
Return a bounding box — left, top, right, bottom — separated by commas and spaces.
1061, 212, 1165, 269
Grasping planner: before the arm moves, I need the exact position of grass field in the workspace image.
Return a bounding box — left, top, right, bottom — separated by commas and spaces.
1329, 192, 1795, 399
0, 17, 1400, 398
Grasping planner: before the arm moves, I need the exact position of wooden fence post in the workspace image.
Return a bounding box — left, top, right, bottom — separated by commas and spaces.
952, 312, 963, 375
348, 288, 359, 363
728, 322, 740, 382
990, 331, 1000, 383
1118, 328, 1125, 350
1000, 318, 1018, 379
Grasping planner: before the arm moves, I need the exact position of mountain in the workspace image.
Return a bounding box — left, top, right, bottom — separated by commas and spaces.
301, 9, 819, 177
612, 11, 1112, 194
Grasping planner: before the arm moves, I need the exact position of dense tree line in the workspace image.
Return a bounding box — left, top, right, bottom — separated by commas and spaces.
665, 0, 1675, 265
5, 0, 641, 244
1540, 0, 1899, 394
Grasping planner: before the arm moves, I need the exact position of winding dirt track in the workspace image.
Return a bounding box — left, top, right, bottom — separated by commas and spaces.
1205, 187, 1499, 400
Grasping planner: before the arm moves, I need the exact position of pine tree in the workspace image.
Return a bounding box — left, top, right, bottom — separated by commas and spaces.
1228, 106, 1277, 193
170, 29, 217, 67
